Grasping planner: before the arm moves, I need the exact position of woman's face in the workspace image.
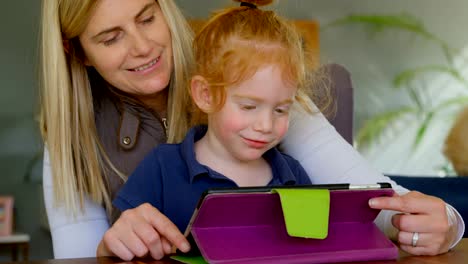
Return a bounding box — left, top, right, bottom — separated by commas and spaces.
79, 0, 173, 100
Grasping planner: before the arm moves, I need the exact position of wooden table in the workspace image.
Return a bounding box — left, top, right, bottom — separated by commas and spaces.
0, 233, 30, 261
4, 239, 468, 264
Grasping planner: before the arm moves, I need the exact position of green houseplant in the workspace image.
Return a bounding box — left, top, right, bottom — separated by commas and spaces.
325, 14, 468, 153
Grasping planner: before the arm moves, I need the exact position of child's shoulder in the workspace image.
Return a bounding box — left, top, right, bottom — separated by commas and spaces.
154, 142, 180, 151
149, 142, 183, 159
275, 150, 311, 184
274, 150, 305, 172
278, 151, 301, 165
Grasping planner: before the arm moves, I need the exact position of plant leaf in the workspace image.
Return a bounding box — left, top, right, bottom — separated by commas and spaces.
413, 112, 434, 150
433, 96, 468, 112
406, 86, 424, 111
393, 65, 468, 89
356, 107, 416, 148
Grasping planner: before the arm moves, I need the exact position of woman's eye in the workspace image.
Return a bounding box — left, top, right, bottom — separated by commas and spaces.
142, 15, 155, 24
103, 37, 118, 46
102, 32, 122, 46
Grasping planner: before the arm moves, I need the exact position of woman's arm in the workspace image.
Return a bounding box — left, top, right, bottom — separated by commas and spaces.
281, 108, 403, 188
281, 109, 465, 254
43, 148, 110, 258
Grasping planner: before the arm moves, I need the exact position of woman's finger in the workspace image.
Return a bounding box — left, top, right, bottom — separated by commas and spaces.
369, 191, 445, 215
398, 231, 426, 247
108, 239, 135, 261
399, 244, 433, 256
398, 231, 448, 256
144, 206, 190, 253
160, 236, 173, 255
103, 229, 138, 261
399, 240, 448, 257
392, 213, 448, 233
132, 221, 164, 260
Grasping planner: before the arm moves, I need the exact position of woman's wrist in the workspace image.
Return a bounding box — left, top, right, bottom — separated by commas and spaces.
446, 204, 464, 249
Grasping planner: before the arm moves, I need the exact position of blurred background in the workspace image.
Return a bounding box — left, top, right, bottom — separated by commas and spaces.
1, 0, 467, 260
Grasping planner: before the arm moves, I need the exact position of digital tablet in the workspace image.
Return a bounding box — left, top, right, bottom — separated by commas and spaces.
189, 182, 392, 223
181, 182, 394, 258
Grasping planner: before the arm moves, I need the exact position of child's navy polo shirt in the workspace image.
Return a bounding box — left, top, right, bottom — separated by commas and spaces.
113, 125, 311, 232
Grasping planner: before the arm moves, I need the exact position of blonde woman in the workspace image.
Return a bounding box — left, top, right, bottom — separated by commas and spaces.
40, 0, 464, 260
41, 0, 193, 257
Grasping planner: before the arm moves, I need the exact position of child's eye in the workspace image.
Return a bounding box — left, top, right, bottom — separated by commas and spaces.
241, 105, 256, 110
275, 106, 290, 114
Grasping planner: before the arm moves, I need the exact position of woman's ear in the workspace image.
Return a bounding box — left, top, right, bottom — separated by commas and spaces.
191, 75, 212, 112
82, 54, 92, 66
83, 57, 92, 66
63, 41, 92, 66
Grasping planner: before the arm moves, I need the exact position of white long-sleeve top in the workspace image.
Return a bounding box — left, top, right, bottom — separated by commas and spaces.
43, 109, 465, 258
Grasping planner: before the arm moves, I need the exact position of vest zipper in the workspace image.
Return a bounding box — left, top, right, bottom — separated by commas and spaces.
161, 117, 168, 134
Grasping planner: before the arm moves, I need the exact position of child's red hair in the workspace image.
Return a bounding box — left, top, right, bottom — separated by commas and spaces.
190, 0, 318, 124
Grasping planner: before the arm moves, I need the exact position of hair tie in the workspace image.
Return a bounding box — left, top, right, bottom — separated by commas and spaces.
240, 2, 257, 9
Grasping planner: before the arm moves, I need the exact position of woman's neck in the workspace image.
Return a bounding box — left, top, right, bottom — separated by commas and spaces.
135, 89, 169, 117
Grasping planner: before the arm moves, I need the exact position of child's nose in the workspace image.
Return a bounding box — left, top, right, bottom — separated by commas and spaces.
253, 111, 273, 133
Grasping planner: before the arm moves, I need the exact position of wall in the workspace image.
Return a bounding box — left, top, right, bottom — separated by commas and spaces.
1, 0, 468, 260
0, 0, 51, 261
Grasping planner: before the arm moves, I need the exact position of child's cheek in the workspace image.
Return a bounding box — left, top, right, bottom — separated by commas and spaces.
224, 118, 244, 134
218, 113, 245, 140
276, 119, 290, 140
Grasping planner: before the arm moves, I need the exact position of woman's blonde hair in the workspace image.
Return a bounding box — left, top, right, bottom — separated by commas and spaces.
189, 0, 321, 125
39, 0, 194, 214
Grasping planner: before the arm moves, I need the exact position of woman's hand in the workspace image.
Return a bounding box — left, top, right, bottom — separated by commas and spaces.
369, 191, 457, 256
97, 203, 190, 261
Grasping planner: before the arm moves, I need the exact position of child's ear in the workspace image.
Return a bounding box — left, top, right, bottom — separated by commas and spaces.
191, 75, 212, 112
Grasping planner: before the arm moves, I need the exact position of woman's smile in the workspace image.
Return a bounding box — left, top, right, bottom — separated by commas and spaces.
129, 56, 160, 72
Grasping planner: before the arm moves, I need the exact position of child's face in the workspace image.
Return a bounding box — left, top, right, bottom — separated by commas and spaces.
207, 65, 296, 162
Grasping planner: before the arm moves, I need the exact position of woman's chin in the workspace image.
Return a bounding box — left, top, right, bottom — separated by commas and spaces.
136, 80, 170, 95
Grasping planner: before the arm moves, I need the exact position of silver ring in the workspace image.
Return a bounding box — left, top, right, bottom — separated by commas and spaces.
411, 232, 419, 247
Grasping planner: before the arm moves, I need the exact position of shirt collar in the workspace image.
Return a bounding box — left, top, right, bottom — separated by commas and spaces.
263, 147, 297, 186
180, 125, 210, 183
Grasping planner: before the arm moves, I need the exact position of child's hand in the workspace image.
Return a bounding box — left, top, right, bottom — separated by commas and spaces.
97, 203, 190, 260
369, 191, 456, 256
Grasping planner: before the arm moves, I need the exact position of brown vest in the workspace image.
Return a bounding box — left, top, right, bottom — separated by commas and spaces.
94, 96, 167, 223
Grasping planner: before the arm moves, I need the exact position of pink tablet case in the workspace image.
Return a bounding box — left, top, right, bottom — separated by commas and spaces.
190, 189, 398, 264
